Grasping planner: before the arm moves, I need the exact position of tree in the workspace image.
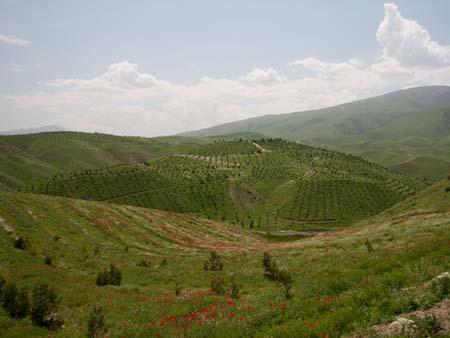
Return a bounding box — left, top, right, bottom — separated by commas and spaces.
2, 283, 30, 319
31, 283, 63, 329
87, 306, 107, 338
204, 251, 224, 271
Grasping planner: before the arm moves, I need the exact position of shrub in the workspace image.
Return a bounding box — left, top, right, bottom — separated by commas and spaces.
204, 251, 224, 271
445, 186, 450, 193
160, 258, 168, 267
44, 255, 52, 266
53, 235, 60, 242
409, 315, 442, 337
262, 252, 279, 280
430, 272, 450, 300
230, 278, 240, 300
14, 236, 29, 250
31, 283, 63, 329
262, 252, 294, 300
87, 306, 107, 338
277, 270, 293, 299
2, 283, 30, 319
211, 277, 226, 295
365, 238, 374, 253
96, 265, 122, 286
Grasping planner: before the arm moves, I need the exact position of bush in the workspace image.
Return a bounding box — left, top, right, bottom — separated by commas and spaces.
262, 252, 279, 280
160, 258, 168, 267
2, 283, 30, 319
204, 251, 224, 271
14, 236, 29, 250
96, 265, 122, 286
31, 283, 63, 329
211, 277, 226, 295
430, 272, 450, 300
408, 315, 442, 337
87, 306, 107, 338
365, 238, 374, 253
262, 252, 294, 299
44, 255, 52, 266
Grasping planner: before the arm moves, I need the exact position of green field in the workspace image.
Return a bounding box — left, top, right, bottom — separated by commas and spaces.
21, 139, 425, 229
0, 176, 449, 337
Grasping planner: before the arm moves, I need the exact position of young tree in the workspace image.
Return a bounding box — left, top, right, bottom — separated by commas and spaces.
31, 283, 63, 329
87, 306, 107, 338
204, 250, 224, 271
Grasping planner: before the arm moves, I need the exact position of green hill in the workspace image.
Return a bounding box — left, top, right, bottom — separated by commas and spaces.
22, 139, 425, 228
0, 132, 208, 191
181, 86, 450, 180
0, 176, 448, 337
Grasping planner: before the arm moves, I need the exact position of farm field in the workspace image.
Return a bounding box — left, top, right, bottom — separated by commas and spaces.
21, 139, 426, 230
0, 177, 449, 337
0, 132, 209, 191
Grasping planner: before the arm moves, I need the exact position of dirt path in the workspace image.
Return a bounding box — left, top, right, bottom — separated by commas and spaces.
252, 142, 272, 153
0, 214, 14, 233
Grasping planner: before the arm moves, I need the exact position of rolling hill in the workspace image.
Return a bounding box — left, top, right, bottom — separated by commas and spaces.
181, 86, 450, 180
22, 139, 426, 228
0, 132, 208, 191
0, 175, 448, 337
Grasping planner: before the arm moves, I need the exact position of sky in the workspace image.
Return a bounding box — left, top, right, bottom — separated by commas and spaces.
1, 0, 450, 136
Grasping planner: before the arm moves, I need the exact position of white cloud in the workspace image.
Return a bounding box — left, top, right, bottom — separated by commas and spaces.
241, 68, 285, 85
0, 33, 31, 46
10, 62, 24, 73
376, 3, 450, 67
2, 3, 450, 137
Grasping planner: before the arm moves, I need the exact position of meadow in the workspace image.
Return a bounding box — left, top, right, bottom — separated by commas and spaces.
0, 177, 449, 337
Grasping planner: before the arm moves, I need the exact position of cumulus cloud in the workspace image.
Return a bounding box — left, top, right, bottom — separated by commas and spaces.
0, 33, 31, 46
2, 3, 450, 136
377, 3, 450, 67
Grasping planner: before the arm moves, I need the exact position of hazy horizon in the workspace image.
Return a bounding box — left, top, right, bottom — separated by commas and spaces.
2, 1, 450, 136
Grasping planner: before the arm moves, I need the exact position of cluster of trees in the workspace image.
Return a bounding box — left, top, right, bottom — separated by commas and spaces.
0, 276, 63, 329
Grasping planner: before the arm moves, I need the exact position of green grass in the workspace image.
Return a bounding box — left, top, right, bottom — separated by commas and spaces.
0, 177, 449, 337
21, 139, 425, 229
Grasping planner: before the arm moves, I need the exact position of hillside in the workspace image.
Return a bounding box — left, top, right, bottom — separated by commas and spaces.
0, 177, 449, 337
181, 86, 450, 180
0, 132, 208, 191
22, 139, 425, 228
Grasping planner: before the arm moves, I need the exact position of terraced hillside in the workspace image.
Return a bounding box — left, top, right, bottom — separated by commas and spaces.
0, 178, 449, 337
182, 86, 450, 180
0, 131, 208, 191
22, 139, 425, 228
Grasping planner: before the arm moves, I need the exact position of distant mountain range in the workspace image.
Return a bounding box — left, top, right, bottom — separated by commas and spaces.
0, 125, 65, 135
181, 86, 450, 180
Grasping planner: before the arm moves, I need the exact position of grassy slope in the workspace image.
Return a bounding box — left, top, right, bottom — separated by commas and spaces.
181, 86, 450, 180
0, 132, 209, 191
0, 177, 449, 337
22, 139, 425, 228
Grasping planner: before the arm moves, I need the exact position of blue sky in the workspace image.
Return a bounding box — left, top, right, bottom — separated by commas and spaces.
1, 1, 450, 136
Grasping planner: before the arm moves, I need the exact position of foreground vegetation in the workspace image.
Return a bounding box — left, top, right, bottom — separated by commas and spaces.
0, 177, 449, 337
